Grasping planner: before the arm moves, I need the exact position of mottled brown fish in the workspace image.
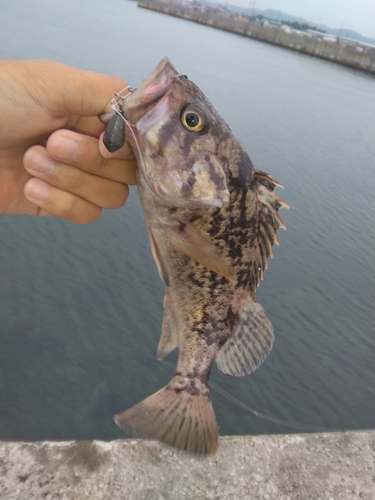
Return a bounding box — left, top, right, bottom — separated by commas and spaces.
108, 58, 288, 456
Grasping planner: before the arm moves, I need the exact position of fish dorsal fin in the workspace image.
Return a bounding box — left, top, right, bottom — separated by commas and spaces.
157, 288, 179, 360
251, 170, 289, 293
161, 215, 234, 282
216, 298, 274, 377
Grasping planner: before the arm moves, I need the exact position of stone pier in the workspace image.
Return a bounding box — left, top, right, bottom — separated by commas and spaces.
0, 431, 374, 499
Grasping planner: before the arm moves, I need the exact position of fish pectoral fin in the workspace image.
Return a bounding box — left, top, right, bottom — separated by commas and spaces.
114, 378, 218, 456
157, 289, 178, 360
251, 170, 289, 292
216, 298, 274, 377
161, 218, 234, 282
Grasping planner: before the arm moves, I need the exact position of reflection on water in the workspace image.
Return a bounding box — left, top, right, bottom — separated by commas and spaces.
0, 0, 374, 441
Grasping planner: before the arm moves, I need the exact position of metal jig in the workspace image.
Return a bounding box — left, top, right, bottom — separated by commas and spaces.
103, 86, 137, 153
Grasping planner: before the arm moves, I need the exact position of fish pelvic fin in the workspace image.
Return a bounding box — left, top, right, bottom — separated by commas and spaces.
252, 170, 289, 292
147, 226, 169, 285
216, 298, 274, 377
114, 378, 218, 456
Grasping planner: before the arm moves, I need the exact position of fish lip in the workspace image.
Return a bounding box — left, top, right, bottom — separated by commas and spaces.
122, 57, 177, 124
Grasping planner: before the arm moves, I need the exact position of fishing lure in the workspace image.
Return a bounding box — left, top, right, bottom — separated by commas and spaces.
102, 86, 136, 152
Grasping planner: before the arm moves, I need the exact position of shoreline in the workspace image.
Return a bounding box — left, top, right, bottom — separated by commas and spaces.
1, 431, 374, 499
138, 0, 375, 75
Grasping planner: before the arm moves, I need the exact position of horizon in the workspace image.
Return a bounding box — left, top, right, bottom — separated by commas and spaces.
223, 0, 375, 38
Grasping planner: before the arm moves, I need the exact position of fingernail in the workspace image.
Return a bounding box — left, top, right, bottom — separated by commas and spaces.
24, 179, 50, 202
28, 154, 55, 175
53, 137, 79, 162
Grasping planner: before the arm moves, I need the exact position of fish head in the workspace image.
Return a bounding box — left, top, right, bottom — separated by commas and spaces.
122, 58, 230, 209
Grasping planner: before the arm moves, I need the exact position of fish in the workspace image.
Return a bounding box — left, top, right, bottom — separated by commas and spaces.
103, 58, 289, 456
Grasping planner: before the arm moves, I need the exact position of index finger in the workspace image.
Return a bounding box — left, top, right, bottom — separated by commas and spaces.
46, 129, 137, 185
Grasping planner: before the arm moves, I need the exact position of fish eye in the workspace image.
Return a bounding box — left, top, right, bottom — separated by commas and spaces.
180, 105, 208, 133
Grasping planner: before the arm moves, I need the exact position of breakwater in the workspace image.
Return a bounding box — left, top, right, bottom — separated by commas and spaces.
1, 432, 374, 499
138, 0, 375, 74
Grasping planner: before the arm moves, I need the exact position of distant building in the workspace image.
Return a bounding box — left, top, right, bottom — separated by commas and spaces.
281, 24, 293, 33
216, 5, 231, 15
306, 29, 325, 40
262, 20, 282, 28
341, 37, 375, 53
322, 35, 337, 43
293, 29, 307, 36
172, 0, 196, 4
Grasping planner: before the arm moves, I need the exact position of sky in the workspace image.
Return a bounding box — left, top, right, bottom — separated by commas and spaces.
226, 0, 375, 37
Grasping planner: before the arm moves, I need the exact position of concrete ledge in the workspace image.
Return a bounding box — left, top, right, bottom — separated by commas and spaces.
0, 431, 374, 499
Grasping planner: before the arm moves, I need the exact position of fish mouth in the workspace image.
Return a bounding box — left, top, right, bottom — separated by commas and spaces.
122, 58, 178, 123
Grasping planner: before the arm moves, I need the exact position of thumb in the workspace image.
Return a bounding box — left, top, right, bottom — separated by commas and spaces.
16, 60, 127, 119
58, 64, 127, 118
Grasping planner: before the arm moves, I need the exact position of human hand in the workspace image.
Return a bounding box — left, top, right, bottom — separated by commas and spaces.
0, 60, 137, 224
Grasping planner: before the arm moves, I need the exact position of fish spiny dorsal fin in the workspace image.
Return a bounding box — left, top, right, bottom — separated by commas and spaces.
251, 170, 289, 292
216, 298, 274, 376
114, 377, 218, 456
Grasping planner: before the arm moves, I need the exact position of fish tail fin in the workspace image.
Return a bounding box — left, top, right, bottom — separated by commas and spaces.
114, 378, 218, 456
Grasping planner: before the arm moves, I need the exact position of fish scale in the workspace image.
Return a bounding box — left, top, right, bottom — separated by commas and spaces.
101, 58, 289, 456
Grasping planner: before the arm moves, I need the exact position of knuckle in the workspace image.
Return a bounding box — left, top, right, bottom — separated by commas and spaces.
62, 195, 101, 225
79, 141, 105, 173
66, 168, 88, 191
106, 184, 129, 209
61, 194, 81, 222
76, 208, 102, 225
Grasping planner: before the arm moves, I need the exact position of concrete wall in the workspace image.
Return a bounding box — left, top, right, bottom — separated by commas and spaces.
138, 0, 375, 74
0, 432, 374, 499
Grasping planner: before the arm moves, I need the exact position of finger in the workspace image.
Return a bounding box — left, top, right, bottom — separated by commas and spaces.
24, 178, 103, 225
46, 129, 137, 185
69, 115, 106, 138
23, 146, 130, 209
58, 66, 127, 118
18, 60, 127, 118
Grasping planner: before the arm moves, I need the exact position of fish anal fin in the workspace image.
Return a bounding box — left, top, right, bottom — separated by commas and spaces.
161, 216, 234, 282
157, 289, 178, 360
114, 379, 218, 456
216, 298, 274, 377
